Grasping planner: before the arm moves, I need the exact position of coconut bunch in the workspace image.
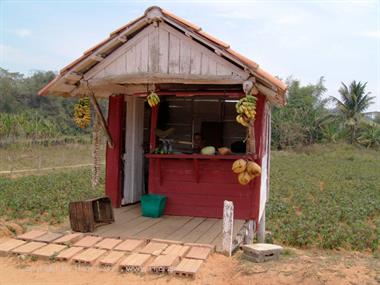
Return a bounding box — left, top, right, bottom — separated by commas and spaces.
147, 91, 160, 108
232, 158, 261, 185
74, 97, 91, 129
235, 95, 257, 127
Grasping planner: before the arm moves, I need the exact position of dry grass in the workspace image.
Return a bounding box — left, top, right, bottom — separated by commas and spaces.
0, 143, 105, 173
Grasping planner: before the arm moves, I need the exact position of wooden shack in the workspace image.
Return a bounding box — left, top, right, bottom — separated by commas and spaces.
39, 6, 286, 251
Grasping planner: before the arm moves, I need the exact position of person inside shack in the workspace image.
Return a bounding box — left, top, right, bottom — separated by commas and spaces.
192, 132, 204, 153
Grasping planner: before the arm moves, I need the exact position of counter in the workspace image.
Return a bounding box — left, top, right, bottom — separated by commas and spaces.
145, 153, 259, 219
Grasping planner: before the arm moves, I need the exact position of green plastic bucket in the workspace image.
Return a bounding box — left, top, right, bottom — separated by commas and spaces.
141, 194, 167, 218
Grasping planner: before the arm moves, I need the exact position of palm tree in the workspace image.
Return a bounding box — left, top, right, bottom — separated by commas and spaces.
330, 81, 375, 144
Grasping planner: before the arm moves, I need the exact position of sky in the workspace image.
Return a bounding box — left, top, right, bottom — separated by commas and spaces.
1, 0, 379, 111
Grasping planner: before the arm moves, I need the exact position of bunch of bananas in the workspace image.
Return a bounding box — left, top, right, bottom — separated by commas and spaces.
74, 97, 91, 129
147, 91, 160, 108
232, 158, 261, 185
235, 95, 257, 127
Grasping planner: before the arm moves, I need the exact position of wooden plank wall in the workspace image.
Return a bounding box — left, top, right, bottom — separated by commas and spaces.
89, 23, 247, 81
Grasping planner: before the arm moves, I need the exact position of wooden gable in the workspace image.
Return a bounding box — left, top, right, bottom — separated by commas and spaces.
84, 22, 250, 85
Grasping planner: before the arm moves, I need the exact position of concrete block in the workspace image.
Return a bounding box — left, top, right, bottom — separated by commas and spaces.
162, 244, 190, 257
56, 246, 84, 261
150, 238, 182, 245
71, 248, 107, 265
114, 239, 146, 252
11, 242, 47, 255
73, 236, 103, 248
0, 239, 26, 255
34, 232, 63, 243
185, 246, 212, 260
17, 230, 46, 241
31, 244, 67, 259
241, 243, 283, 263
94, 238, 123, 250
53, 233, 84, 245
148, 254, 179, 274
173, 258, 203, 278
119, 253, 153, 273
99, 251, 125, 267
139, 242, 168, 256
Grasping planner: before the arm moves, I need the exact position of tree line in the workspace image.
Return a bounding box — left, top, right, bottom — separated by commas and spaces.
272, 77, 379, 149
0, 68, 379, 149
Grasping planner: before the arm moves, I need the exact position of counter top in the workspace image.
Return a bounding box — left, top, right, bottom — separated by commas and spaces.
145, 153, 245, 160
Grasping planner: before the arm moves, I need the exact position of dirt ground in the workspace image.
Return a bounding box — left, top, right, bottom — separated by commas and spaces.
0, 245, 378, 285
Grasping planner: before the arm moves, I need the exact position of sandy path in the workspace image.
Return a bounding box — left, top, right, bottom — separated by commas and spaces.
0, 248, 378, 285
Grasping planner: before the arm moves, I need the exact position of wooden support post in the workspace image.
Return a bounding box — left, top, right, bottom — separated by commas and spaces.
89, 92, 114, 148
222, 200, 234, 256
257, 210, 266, 243
149, 106, 159, 152
244, 220, 255, 244
247, 121, 256, 156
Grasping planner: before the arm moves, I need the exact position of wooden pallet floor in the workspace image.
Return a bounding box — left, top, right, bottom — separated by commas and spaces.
94, 204, 245, 252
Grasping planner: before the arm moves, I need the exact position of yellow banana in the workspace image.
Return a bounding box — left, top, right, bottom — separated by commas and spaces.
151, 97, 157, 107
147, 97, 153, 107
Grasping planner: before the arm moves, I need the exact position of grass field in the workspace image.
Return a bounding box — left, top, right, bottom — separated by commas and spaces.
0, 169, 104, 224
0, 143, 379, 252
267, 144, 380, 252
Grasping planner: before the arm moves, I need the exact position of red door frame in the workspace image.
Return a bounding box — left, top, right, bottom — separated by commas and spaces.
105, 95, 125, 207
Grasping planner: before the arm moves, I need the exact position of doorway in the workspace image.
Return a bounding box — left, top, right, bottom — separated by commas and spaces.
122, 96, 145, 205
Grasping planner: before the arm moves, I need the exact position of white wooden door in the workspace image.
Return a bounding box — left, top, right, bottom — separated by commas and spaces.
123, 96, 145, 205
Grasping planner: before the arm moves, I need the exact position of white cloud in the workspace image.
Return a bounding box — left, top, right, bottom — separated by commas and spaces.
13, 28, 32, 38
363, 31, 380, 38
276, 15, 303, 25
0, 43, 56, 70
0, 43, 16, 59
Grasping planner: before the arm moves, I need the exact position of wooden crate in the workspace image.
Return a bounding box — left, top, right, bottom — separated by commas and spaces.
69, 197, 114, 232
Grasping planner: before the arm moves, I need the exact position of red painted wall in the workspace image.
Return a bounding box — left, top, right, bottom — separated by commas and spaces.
148, 94, 267, 221
105, 95, 125, 208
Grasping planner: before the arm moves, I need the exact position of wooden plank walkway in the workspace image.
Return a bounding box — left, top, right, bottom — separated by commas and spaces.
94, 204, 245, 252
